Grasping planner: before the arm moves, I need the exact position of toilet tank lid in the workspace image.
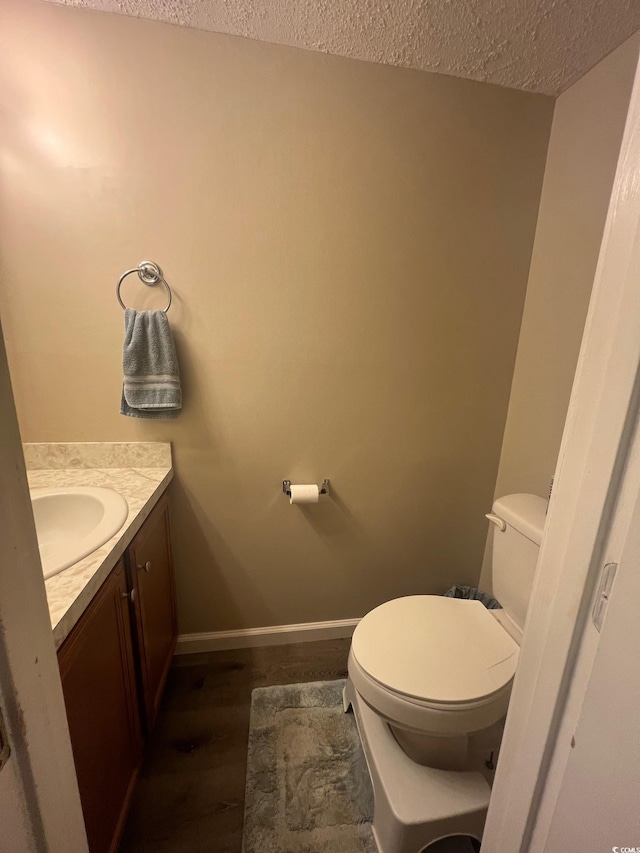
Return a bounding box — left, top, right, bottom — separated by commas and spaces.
492, 493, 547, 546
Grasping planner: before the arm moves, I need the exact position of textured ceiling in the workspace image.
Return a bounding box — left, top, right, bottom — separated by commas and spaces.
50, 0, 640, 95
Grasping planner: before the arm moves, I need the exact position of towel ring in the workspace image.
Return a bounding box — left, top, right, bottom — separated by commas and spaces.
116, 261, 172, 313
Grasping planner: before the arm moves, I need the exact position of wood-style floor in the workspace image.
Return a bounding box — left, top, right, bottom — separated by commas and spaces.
119, 638, 351, 853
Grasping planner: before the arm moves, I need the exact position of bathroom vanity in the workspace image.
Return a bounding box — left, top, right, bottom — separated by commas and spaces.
24, 442, 176, 853
58, 495, 176, 853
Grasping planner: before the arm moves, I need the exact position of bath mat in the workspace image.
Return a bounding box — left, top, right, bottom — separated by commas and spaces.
242, 679, 376, 853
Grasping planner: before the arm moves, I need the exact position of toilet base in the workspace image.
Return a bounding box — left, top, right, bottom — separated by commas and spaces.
389, 718, 505, 783
343, 678, 490, 853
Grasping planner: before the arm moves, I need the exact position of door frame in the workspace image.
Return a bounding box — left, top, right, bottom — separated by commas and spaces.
482, 51, 640, 851
0, 321, 88, 852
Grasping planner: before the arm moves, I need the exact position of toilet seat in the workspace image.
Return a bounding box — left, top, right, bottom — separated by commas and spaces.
349, 595, 519, 735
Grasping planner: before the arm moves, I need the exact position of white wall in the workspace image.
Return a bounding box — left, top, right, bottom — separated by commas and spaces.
493, 33, 640, 501
480, 33, 640, 593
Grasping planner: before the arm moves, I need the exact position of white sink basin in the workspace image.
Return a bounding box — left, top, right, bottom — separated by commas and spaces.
31, 487, 129, 579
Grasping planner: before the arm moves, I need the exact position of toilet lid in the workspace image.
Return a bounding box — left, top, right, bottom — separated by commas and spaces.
351, 596, 519, 705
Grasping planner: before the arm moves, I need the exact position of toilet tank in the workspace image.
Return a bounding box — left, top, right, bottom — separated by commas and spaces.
490, 494, 547, 633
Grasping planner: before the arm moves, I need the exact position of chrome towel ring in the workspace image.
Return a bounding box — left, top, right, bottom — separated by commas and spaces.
116, 260, 172, 313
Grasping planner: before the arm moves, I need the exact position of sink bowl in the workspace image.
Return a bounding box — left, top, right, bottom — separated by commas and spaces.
30, 487, 129, 579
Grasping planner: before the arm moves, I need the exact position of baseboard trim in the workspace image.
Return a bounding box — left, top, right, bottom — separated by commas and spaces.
175, 617, 360, 654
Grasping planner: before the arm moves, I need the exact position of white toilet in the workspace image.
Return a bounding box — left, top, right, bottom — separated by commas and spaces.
343, 493, 547, 853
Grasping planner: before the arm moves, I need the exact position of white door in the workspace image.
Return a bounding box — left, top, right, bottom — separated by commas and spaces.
541, 475, 640, 851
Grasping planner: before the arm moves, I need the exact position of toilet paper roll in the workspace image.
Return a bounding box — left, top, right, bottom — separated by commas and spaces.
289, 484, 319, 505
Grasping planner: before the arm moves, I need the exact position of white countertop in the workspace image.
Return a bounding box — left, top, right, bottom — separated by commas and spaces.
24, 443, 173, 649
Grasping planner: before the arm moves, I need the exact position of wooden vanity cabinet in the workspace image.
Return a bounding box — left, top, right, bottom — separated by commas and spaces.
127, 493, 177, 732
58, 491, 177, 853
58, 558, 142, 853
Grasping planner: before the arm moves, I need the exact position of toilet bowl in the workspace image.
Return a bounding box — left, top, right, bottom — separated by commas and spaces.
344, 493, 548, 853
349, 595, 519, 770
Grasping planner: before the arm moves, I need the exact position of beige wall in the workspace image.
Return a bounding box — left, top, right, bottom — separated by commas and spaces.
479, 34, 639, 593
492, 35, 640, 502
0, 0, 552, 633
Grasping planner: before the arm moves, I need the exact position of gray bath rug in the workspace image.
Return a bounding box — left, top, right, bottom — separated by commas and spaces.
242, 679, 376, 853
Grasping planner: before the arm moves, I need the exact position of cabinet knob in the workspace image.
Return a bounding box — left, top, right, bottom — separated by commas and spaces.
121, 589, 136, 603
137, 561, 152, 573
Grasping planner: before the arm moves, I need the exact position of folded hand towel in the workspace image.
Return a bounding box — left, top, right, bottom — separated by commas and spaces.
121, 308, 182, 419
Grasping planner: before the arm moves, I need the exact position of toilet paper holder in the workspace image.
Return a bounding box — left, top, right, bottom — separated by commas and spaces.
282, 479, 330, 497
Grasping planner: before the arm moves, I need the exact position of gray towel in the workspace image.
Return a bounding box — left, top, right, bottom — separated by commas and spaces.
121, 308, 182, 419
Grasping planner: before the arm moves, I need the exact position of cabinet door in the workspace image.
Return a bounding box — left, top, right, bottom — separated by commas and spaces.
58, 559, 142, 853
128, 495, 177, 731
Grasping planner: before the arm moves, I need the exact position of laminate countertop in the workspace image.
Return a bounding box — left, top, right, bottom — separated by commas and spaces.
24, 442, 173, 649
